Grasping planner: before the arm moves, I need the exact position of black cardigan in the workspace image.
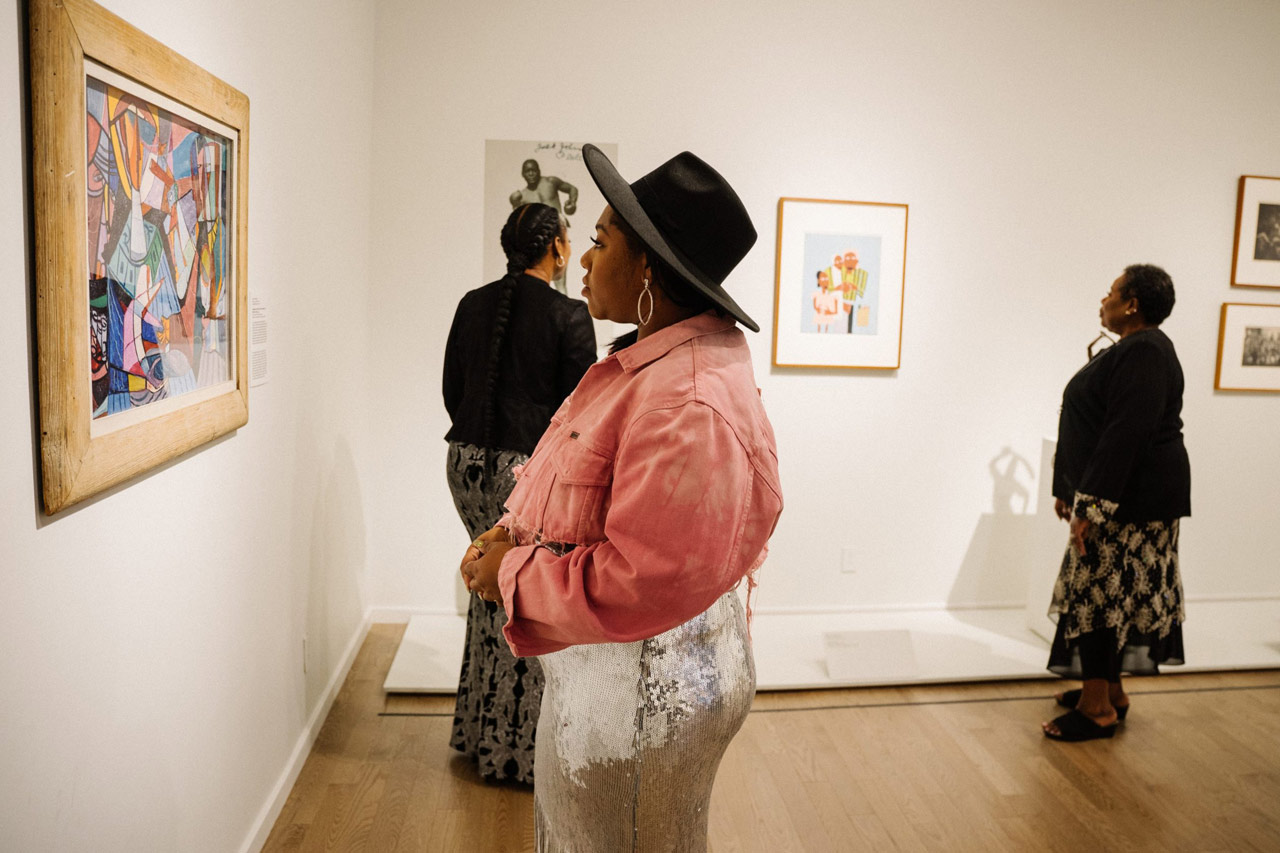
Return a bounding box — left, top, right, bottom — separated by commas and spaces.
443, 274, 597, 455
1052, 328, 1191, 522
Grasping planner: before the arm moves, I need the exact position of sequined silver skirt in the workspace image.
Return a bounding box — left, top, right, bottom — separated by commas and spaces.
534, 591, 755, 852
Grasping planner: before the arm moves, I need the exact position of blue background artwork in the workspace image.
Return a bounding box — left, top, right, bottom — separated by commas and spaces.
799, 232, 881, 335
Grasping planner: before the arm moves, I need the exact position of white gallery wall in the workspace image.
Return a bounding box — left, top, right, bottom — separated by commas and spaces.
3, 0, 1279, 850
366, 0, 1280, 615
1, 0, 376, 851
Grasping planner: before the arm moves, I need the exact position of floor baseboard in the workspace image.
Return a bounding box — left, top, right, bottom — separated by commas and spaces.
239, 613, 373, 853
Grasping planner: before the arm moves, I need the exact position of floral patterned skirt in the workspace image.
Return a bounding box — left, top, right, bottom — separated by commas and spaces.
446, 441, 542, 784
1047, 518, 1186, 677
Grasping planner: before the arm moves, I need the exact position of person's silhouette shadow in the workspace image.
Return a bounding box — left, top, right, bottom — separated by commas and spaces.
989, 446, 1032, 515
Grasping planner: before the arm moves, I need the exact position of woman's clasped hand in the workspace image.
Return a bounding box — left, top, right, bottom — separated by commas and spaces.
459, 526, 511, 604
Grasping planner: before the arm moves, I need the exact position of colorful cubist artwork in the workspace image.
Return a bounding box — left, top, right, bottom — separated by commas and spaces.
86, 75, 233, 420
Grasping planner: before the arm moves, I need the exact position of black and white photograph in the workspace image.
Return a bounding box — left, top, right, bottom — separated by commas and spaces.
1254, 204, 1280, 261
1216, 302, 1280, 391
484, 140, 621, 351
1231, 175, 1280, 287
1241, 326, 1280, 366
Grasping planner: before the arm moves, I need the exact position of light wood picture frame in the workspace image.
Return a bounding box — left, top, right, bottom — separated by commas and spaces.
1215, 302, 1280, 392
1230, 175, 1280, 289
772, 197, 907, 370
31, 0, 250, 514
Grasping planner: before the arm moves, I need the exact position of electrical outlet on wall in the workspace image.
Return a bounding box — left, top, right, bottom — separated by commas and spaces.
841, 548, 857, 574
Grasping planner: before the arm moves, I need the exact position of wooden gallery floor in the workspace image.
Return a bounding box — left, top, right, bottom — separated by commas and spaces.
263, 624, 1280, 852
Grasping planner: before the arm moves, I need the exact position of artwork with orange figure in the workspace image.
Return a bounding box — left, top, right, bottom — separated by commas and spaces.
840, 250, 868, 300
800, 231, 881, 336
87, 76, 232, 419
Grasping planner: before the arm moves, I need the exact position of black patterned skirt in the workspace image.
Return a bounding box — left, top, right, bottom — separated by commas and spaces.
446, 441, 542, 784
1047, 517, 1186, 677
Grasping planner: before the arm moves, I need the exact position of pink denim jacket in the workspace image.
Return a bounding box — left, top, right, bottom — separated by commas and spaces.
496, 312, 783, 657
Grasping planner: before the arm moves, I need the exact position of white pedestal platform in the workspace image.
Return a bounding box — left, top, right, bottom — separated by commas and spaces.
384, 598, 1280, 693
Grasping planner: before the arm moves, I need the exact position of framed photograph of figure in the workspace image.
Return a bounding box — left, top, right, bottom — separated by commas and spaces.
30, 0, 250, 514
484, 140, 621, 356
772, 197, 908, 369
1231, 175, 1280, 289
1215, 303, 1280, 392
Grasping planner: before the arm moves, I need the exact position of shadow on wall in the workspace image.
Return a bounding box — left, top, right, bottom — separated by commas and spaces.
305, 434, 368, 711
947, 444, 1060, 609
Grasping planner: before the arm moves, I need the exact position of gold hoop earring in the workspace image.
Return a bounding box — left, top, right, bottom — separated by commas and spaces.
554, 255, 566, 269
637, 279, 654, 326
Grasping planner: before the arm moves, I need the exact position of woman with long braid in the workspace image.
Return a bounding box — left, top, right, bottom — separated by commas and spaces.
442, 203, 597, 783
460, 147, 783, 849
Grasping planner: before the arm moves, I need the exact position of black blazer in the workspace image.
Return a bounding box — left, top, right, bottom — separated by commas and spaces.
443, 274, 597, 455
1053, 328, 1190, 522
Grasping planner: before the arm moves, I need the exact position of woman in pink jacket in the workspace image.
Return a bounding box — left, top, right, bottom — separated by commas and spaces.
460, 145, 782, 851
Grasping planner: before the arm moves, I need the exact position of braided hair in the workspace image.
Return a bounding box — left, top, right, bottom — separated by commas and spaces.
479, 203, 564, 466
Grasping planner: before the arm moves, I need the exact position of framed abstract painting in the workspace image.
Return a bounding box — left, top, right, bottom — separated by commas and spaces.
1215, 303, 1280, 392
30, 0, 250, 513
1231, 175, 1280, 289
772, 197, 908, 369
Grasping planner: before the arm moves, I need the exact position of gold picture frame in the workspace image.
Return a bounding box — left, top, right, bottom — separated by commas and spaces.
1230, 175, 1280, 289
1214, 302, 1280, 392
771, 197, 908, 370
31, 0, 250, 514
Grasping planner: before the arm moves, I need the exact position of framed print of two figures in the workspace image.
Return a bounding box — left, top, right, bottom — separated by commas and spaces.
772, 197, 907, 370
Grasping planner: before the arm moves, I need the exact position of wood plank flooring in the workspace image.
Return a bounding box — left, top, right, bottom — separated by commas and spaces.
262, 624, 1280, 852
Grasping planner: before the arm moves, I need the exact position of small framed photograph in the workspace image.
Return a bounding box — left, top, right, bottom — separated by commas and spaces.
1231, 175, 1280, 288
772, 197, 907, 369
30, 0, 250, 513
1215, 303, 1280, 392
483, 140, 621, 355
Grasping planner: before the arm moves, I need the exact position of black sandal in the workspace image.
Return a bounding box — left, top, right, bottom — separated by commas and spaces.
1056, 688, 1129, 720
1044, 709, 1119, 742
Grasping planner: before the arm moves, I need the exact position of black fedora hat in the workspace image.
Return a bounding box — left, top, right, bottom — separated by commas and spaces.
582, 144, 759, 332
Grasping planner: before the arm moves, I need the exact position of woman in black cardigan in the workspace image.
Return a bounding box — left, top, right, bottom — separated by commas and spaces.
442, 203, 597, 781
1043, 264, 1189, 742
